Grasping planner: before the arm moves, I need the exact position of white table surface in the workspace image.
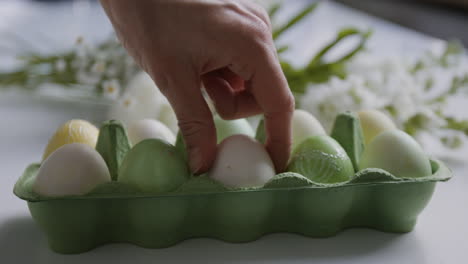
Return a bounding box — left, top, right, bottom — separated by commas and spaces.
0, 1, 467, 263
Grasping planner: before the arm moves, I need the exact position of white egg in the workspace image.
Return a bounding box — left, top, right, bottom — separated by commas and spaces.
127, 119, 176, 145
292, 109, 326, 150
208, 135, 275, 188
158, 103, 178, 134
359, 130, 432, 178
33, 143, 111, 197
358, 110, 397, 145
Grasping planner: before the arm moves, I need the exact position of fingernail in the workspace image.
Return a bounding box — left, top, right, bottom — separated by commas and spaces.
189, 148, 204, 174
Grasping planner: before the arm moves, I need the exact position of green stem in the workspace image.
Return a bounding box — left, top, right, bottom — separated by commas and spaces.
308, 28, 371, 68
268, 3, 282, 19
273, 2, 318, 40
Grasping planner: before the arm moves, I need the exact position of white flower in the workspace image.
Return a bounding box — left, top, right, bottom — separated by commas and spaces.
299, 47, 468, 143
75, 35, 84, 45
105, 65, 118, 77
95, 51, 107, 61
76, 71, 100, 86
102, 79, 120, 100
108, 95, 136, 122
55, 59, 66, 72
91, 61, 106, 74
415, 129, 468, 162
300, 73, 388, 132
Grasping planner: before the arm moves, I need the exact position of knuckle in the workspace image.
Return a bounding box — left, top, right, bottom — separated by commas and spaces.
263, 89, 295, 115
178, 118, 214, 144
222, 1, 242, 12
251, 21, 272, 44
217, 3, 273, 57
274, 92, 295, 113
256, 7, 272, 31
283, 93, 296, 112
229, 61, 253, 79
245, 24, 273, 58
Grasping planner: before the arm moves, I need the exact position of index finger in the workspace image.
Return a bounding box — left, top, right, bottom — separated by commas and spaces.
231, 45, 294, 172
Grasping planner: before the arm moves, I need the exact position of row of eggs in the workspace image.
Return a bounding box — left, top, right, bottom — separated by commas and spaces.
33, 109, 432, 197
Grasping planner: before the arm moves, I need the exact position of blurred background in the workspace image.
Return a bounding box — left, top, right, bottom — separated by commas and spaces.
1, 0, 467, 161
338, 0, 468, 46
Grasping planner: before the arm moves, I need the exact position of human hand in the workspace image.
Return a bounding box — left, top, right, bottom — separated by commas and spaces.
100, 0, 294, 174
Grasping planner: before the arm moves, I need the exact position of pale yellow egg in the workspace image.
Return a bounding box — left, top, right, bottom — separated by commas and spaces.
358, 110, 396, 145
42, 119, 99, 161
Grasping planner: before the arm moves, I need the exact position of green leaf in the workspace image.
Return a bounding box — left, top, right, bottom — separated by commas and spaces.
308, 28, 372, 68
449, 74, 468, 94
0, 70, 30, 87
441, 135, 463, 149
267, 2, 282, 19
444, 117, 468, 136
403, 114, 429, 136
410, 60, 425, 74
384, 105, 398, 118
308, 28, 360, 66
276, 45, 289, 54
443, 40, 464, 57
283, 27, 371, 96
273, 2, 318, 40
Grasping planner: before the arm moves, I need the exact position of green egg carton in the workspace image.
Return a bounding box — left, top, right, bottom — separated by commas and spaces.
13, 115, 452, 254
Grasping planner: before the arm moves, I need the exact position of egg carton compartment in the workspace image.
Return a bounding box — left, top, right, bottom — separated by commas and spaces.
14, 158, 450, 254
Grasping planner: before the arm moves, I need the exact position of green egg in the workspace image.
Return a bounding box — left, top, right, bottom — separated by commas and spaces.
175, 132, 187, 161
174, 116, 254, 159
118, 139, 190, 193
287, 135, 354, 184
359, 130, 431, 178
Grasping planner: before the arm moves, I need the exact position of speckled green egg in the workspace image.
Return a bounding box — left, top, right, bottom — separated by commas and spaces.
118, 139, 190, 193
287, 135, 354, 183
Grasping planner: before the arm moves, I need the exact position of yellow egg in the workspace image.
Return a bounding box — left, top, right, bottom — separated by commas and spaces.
358, 110, 396, 145
43, 119, 99, 161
